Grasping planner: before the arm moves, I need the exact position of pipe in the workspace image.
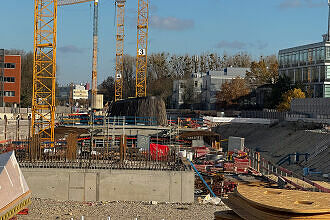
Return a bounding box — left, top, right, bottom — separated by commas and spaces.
187, 158, 217, 198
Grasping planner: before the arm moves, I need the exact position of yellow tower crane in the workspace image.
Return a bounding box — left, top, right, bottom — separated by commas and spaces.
91, 0, 99, 109
32, 0, 94, 146
32, 0, 58, 145
114, 0, 126, 101
135, 0, 149, 97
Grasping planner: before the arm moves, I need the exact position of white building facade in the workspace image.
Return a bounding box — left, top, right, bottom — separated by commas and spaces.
172, 68, 249, 110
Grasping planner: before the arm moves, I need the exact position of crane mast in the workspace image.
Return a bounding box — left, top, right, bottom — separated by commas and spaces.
114, 0, 126, 101
32, 0, 58, 146
32, 0, 96, 145
58, 0, 92, 6
135, 0, 149, 97
91, 0, 99, 108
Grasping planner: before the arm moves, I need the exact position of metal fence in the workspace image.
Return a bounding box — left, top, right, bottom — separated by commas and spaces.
59, 115, 204, 128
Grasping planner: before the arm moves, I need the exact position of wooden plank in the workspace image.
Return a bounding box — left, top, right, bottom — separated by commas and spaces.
222, 195, 266, 220
214, 210, 243, 220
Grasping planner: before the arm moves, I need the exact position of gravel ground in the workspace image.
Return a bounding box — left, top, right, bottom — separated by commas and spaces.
18, 198, 229, 220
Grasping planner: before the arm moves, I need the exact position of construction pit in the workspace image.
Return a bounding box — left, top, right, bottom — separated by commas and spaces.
10, 124, 197, 204
1, 115, 330, 220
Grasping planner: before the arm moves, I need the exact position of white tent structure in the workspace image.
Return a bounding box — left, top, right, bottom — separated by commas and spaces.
0, 151, 30, 219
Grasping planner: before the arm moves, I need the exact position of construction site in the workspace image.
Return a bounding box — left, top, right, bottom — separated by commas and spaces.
0, 0, 330, 220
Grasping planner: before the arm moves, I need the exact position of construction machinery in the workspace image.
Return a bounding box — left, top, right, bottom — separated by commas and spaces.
32, 0, 151, 145
114, 0, 126, 101
135, 0, 149, 97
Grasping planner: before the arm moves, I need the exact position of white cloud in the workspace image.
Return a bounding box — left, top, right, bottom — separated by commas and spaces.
216, 40, 268, 50
58, 45, 84, 54
150, 15, 194, 31
279, 0, 325, 9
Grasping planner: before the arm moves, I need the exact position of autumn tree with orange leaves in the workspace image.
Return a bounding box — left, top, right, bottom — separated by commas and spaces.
216, 77, 250, 107
246, 55, 279, 88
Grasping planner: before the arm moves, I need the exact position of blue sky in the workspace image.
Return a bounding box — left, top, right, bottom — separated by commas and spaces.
1, 0, 329, 85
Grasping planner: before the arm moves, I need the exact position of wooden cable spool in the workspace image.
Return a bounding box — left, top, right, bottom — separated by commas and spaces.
236, 184, 330, 214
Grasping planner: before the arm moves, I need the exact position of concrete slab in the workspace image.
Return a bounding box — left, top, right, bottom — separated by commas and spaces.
69, 172, 84, 188
69, 188, 84, 201
22, 168, 194, 203
85, 172, 97, 201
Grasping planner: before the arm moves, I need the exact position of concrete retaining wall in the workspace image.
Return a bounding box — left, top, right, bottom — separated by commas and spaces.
22, 168, 194, 203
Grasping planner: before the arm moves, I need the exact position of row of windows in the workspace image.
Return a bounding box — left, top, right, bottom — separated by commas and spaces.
325, 85, 330, 98
0, 76, 15, 82
0, 91, 15, 97
279, 46, 328, 68
280, 66, 330, 83
0, 63, 16, 69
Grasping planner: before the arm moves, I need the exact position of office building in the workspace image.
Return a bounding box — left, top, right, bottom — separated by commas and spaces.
0, 49, 21, 106
278, 3, 330, 98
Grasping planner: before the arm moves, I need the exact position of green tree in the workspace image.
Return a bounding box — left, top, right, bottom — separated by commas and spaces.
98, 76, 115, 103
277, 88, 305, 111
265, 75, 292, 108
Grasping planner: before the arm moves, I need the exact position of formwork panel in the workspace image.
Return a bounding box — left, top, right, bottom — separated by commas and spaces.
84, 172, 97, 201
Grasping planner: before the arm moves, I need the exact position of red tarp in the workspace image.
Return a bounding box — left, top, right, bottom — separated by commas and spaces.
150, 143, 169, 160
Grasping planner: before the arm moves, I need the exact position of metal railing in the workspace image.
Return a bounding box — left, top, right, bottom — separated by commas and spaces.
246, 147, 330, 193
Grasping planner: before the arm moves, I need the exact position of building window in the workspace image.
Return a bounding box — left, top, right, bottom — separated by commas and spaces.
326, 66, 330, 79
325, 85, 330, 98
320, 66, 326, 81
180, 83, 184, 89
280, 55, 284, 68
194, 81, 198, 88
321, 47, 325, 61
288, 69, 294, 83
4, 63, 15, 69
302, 67, 309, 82
292, 52, 297, 67
326, 47, 330, 60
311, 66, 318, 82
0, 76, 15, 82
299, 50, 304, 66
0, 91, 15, 97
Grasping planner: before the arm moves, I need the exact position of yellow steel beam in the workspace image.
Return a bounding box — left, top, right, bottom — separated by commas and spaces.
135, 0, 149, 98
58, 0, 93, 6
114, 0, 126, 101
